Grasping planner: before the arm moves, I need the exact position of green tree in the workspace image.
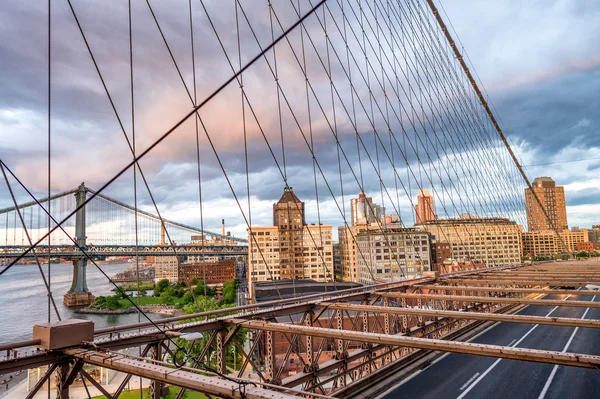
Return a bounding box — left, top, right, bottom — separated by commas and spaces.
222, 280, 236, 304
155, 279, 170, 295
160, 291, 172, 304
193, 280, 214, 297
182, 291, 194, 304
105, 296, 121, 309
190, 277, 200, 286
114, 287, 127, 300
92, 296, 106, 308
174, 298, 244, 371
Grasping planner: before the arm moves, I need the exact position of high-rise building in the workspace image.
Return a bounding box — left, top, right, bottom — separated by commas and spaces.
415, 189, 437, 224
522, 229, 589, 257
247, 187, 333, 299
417, 217, 522, 267
153, 256, 181, 282
355, 226, 431, 284
350, 192, 385, 226
273, 186, 305, 280
338, 224, 373, 282
525, 177, 568, 231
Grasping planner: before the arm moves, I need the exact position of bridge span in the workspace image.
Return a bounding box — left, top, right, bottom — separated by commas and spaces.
1, 260, 600, 398
0, 244, 248, 259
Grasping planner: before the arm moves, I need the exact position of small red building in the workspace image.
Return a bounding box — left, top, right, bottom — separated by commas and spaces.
576, 242, 595, 252
180, 259, 236, 285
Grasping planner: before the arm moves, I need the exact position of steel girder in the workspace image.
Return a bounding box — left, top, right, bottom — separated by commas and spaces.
319, 303, 600, 329
379, 292, 600, 308
415, 284, 598, 296
227, 319, 600, 369
67, 349, 302, 399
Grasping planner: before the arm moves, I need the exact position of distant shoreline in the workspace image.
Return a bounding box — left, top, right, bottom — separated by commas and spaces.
75, 304, 180, 316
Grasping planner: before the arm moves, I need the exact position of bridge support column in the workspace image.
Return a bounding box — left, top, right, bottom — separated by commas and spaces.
303, 311, 318, 390
335, 309, 347, 388
216, 329, 227, 375
383, 297, 392, 365
55, 362, 71, 399
64, 182, 94, 307
149, 342, 167, 399
265, 330, 276, 383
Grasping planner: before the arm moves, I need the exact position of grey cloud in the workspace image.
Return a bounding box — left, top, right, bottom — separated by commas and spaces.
1, 0, 599, 232
566, 188, 600, 207
587, 161, 600, 172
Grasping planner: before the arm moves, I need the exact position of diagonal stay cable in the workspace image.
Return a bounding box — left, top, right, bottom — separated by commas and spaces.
289, 0, 469, 268
323, 0, 492, 253
239, 0, 404, 281
0, 0, 327, 275
237, 0, 384, 281
0, 164, 62, 321
197, 0, 338, 284
383, 0, 519, 256
0, 160, 254, 392
306, 0, 480, 260
147, 0, 287, 300
63, 0, 192, 280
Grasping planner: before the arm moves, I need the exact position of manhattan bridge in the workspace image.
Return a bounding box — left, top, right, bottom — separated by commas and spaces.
0, 0, 599, 398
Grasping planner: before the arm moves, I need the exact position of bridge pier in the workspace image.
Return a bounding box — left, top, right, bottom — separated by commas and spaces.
64, 183, 94, 307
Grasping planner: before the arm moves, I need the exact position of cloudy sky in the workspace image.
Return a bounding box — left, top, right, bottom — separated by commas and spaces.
0, 0, 598, 243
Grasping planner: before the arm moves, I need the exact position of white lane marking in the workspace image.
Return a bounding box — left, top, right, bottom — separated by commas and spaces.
379, 292, 572, 399
460, 373, 480, 391
431, 302, 536, 367
455, 292, 576, 399
537, 295, 596, 399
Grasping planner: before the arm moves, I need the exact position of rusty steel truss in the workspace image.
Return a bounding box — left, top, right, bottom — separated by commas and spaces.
2, 260, 600, 398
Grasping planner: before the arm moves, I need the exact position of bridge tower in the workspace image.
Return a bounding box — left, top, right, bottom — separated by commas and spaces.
64, 182, 95, 307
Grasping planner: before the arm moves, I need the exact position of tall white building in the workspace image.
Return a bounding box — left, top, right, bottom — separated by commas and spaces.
153, 256, 180, 282
355, 226, 431, 284
417, 217, 522, 267
350, 192, 385, 226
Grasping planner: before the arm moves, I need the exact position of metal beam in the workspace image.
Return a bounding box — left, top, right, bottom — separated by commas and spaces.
440, 279, 592, 287
319, 303, 600, 329
442, 276, 600, 283
415, 285, 598, 296
0, 352, 64, 374
68, 349, 300, 399
228, 319, 600, 369
379, 293, 600, 308
81, 368, 114, 399
24, 363, 59, 399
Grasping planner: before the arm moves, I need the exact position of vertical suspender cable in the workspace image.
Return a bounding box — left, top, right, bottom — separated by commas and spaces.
128, 0, 141, 329
189, 0, 207, 302
47, 0, 52, 332
235, 0, 252, 294
424, 0, 568, 253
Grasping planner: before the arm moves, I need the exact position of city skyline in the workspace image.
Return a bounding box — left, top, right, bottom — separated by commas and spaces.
0, 1, 598, 241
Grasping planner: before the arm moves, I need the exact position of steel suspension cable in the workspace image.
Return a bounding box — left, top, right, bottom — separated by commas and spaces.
0, 162, 253, 396
0, 0, 327, 274
188, 0, 207, 302
47, 0, 52, 327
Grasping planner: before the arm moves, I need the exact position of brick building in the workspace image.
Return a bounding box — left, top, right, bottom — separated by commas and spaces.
179, 259, 236, 285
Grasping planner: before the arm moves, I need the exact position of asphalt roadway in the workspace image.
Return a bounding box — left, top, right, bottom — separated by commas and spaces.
383, 291, 600, 399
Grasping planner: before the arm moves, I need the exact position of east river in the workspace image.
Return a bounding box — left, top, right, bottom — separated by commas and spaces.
0, 262, 167, 343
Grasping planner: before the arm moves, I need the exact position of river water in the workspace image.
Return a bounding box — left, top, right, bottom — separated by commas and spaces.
0, 262, 166, 343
